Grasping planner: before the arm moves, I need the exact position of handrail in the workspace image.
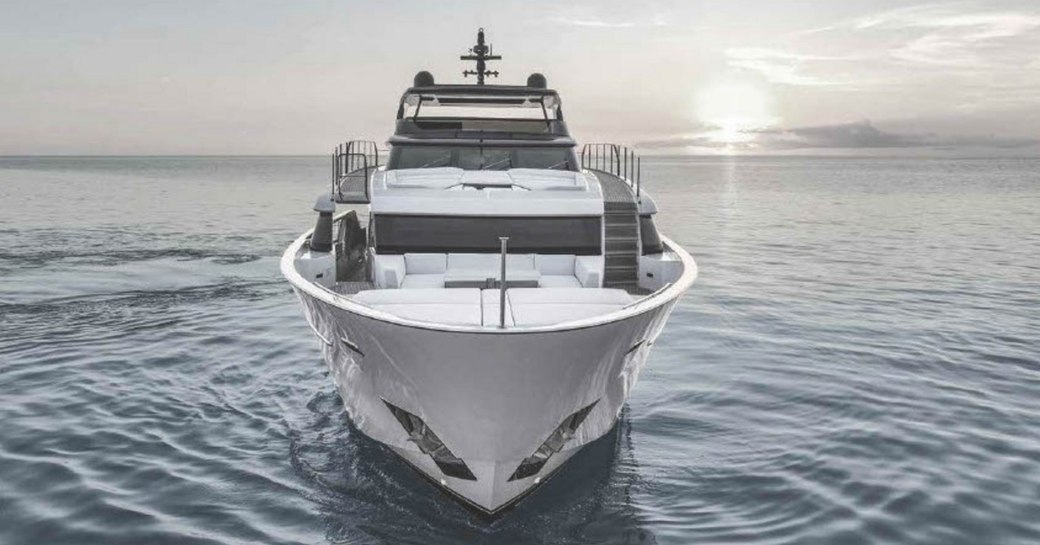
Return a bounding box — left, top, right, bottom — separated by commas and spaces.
580, 143, 642, 200
332, 140, 381, 203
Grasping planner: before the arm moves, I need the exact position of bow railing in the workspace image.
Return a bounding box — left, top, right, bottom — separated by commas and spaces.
580, 143, 642, 199
332, 140, 381, 204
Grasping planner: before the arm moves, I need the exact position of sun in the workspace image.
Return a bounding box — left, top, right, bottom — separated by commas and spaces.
696, 81, 776, 144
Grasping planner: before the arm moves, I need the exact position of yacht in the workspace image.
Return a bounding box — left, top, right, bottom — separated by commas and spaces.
281, 29, 697, 514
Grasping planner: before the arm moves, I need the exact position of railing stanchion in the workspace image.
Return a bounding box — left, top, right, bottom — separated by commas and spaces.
636, 156, 641, 200
630, 150, 635, 183
622, 146, 627, 181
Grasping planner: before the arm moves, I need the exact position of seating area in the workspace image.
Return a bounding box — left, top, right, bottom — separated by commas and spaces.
352, 287, 634, 327
372, 253, 603, 290
358, 251, 621, 326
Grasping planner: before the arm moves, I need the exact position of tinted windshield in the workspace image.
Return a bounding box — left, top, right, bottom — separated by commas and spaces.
388, 146, 578, 171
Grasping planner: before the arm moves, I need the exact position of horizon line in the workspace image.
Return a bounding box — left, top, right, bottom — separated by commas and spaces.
3, 153, 1039, 160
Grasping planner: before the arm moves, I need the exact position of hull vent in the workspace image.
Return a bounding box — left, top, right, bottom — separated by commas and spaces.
509, 401, 599, 481
383, 400, 477, 481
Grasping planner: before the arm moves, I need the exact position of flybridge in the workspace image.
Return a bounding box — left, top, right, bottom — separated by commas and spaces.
393, 29, 570, 141
398, 86, 562, 113
394, 84, 569, 141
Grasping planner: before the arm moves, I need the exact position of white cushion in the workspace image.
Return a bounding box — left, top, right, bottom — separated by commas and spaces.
575, 255, 604, 288
448, 253, 498, 271
535, 254, 576, 275
447, 253, 536, 273
508, 169, 586, 191
404, 253, 447, 274
539, 275, 582, 288
507, 253, 536, 270
507, 288, 633, 305
444, 269, 497, 283
507, 288, 633, 326
400, 274, 445, 289
444, 268, 540, 286
354, 288, 481, 325
372, 255, 405, 289
511, 304, 628, 326
386, 168, 462, 189
370, 304, 480, 325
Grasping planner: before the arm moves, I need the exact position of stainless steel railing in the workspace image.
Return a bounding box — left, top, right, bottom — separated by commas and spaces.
332, 140, 382, 204
580, 143, 642, 199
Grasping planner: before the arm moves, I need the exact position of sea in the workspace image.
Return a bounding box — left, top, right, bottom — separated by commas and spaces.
1, 156, 1038, 544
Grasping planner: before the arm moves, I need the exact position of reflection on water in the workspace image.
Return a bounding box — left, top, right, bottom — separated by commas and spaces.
2, 156, 1039, 544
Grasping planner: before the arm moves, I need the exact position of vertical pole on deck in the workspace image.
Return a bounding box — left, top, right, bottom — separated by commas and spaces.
636, 156, 642, 200
622, 147, 627, 181
499, 237, 509, 329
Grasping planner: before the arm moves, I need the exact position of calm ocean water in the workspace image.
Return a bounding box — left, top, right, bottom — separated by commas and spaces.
1, 155, 1038, 544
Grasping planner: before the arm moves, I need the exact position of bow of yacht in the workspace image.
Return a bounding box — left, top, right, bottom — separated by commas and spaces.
281, 31, 697, 514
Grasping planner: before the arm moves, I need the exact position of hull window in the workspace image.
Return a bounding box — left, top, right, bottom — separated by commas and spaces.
509, 401, 598, 481
374, 215, 602, 255
382, 400, 477, 481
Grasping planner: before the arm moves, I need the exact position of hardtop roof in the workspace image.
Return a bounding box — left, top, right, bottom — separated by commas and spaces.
404, 84, 559, 96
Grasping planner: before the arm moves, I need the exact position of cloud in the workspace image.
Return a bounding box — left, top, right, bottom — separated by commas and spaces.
547, 11, 672, 29
854, 5, 1040, 36
637, 120, 1040, 151
551, 17, 637, 29
731, 2, 1040, 120
766, 121, 913, 148
726, 48, 842, 86
851, 4, 1040, 66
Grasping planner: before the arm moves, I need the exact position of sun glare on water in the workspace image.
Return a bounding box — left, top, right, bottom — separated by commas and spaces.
696, 82, 776, 145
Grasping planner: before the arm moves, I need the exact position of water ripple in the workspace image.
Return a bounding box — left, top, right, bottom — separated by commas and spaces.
2, 156, 1040, 544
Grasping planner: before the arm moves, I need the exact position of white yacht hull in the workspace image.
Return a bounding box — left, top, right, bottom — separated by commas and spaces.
283, 226, 697, 513
293, 286, 681, 512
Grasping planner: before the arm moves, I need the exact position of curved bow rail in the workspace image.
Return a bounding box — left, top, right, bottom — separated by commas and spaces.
333, 140, 381, 204
580, 143, 641, 200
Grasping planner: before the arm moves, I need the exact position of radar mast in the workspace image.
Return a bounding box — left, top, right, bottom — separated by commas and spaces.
460, 28, 501, 85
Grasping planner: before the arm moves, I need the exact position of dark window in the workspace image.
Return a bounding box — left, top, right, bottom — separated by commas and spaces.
388, 145, 577, 172
374, 215, 602, 255
382, 400, 476, 481
514, 148, 575, 170
509, 401, 598, 481
390, 146, 454, 169
640, 215, 663, 255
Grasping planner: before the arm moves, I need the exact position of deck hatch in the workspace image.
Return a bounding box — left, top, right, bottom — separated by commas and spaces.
508, 400, 599, 481
382, 400, 477, 481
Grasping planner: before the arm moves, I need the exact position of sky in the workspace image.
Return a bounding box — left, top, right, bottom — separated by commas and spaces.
1, 0, 1038, 155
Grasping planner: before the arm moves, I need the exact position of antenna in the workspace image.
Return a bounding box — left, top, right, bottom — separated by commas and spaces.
460, 28, 501, 85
